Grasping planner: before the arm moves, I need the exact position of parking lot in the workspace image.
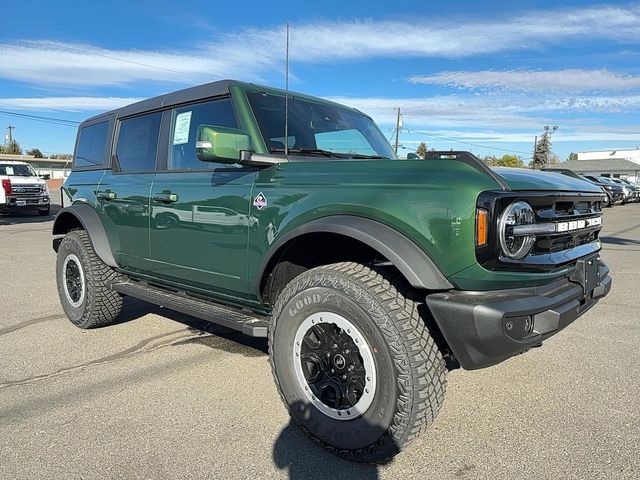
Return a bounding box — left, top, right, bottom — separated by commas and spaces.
1, 193, 638, 480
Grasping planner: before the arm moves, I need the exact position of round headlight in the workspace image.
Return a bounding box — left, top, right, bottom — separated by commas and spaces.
498, 201, 536, 260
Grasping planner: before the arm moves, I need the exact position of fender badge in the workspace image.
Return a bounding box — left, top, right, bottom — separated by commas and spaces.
253, 192, 268, 210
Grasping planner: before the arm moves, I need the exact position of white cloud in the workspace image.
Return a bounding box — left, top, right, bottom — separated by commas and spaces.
402, 130, 640, 144
0, 3, 638, 87
0, 96, 142, 111
409, 69, 640, 93
329, 93, 640, 127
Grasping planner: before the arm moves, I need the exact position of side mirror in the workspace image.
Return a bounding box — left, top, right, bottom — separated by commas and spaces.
406, 152, 420, 160
195, 125, 251, 163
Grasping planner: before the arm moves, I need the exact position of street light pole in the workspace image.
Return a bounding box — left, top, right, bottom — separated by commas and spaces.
545, 125, 558, 168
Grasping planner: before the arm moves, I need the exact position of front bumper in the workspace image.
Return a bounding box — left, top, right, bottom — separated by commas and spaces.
1, 195, 50, 212
426, 258, 612, 370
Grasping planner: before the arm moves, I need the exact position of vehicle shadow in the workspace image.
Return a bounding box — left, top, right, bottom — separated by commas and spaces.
0, 204, 61, 226
114, 297, 268, 356
273, 405, 384, 479
600, 236, 640, 246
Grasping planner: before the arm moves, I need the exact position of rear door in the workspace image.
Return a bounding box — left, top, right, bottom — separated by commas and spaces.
147, 97, 257, 300
97, 112, 161, 273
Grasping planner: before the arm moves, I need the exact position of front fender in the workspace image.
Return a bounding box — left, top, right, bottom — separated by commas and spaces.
256, 215, 453, 297
52, 204, 118, 268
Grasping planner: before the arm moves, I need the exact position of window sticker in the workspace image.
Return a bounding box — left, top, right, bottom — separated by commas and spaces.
173, 111, 192, 145
6, 167, 14, 175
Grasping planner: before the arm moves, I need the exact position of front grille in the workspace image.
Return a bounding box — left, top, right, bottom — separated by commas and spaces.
11, 184, 43, 197
530, 200, 602, 256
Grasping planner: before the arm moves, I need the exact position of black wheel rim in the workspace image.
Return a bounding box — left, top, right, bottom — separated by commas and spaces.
62, 254, 85, 307
300, 323, 367, 410
293, 312, 376, 420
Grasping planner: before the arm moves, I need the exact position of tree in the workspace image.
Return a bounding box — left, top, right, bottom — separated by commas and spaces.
0, 140, 22, 155
482, 154, 523, 167
548, 154, 561, 166
496, 154, 524, 168
532, 133, 551, 169
481, 155, 499, 166
416, 142, 428, 159
567, 152, 578, 161
26, 148, 44, 158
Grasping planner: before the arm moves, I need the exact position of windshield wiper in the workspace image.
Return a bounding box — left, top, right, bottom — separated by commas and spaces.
270, 148, 346, 158
349, 154, 387, 159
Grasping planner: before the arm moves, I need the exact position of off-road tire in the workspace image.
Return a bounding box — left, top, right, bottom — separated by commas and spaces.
269, 262, 447, 463
56, 230, 123, 328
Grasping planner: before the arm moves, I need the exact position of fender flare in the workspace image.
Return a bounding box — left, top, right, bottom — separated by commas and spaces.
52, 204, 118, 268
257, 215, 453, 297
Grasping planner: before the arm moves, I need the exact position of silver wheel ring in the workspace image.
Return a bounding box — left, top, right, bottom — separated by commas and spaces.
62, 253, 86, 308
293, 312, 377, 421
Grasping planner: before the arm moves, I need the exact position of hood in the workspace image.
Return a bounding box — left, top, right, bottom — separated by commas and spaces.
492, 167, 602, 193
5, 175, 46, 185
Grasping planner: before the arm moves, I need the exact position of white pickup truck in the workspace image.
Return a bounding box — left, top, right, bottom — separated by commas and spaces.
0, 160, 50, 216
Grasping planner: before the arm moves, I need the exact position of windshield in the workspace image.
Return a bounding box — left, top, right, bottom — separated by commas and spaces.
599, 177, 617, 184
0, 163, 37, 177
247, 92, 395, 159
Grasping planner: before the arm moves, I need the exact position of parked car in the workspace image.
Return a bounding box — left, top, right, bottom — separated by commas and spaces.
0, 160, 50, 216
609, 178, 640, 203
583, 175, 634, 204
543, 168, 622, 207
52, 80, 612, 463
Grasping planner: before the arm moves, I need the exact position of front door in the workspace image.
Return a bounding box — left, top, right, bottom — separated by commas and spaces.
97, 112, 161, 273
147, 98, 256, 301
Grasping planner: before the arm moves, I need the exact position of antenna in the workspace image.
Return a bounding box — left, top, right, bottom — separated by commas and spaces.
284, 21, 290, 157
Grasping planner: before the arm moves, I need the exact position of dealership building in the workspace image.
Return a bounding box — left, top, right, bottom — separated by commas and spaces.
0, 153, 71, 179
555, 148, 640, 182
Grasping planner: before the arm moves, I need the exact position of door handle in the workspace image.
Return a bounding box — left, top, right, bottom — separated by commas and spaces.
96, 190, 117, 200
152, 192, 179, 203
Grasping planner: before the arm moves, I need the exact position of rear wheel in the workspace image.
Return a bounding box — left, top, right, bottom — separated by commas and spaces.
603, 194, 611, 208
56, 230, 123, 328
269, 262, 447, 463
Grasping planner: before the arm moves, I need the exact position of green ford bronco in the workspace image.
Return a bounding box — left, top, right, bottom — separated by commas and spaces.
53, 80, 611, 462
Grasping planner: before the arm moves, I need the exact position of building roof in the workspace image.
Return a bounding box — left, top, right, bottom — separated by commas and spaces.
0, 154, 70, 165
552, 158, 640, 173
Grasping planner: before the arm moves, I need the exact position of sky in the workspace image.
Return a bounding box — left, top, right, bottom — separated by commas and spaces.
1, 0, 639, 160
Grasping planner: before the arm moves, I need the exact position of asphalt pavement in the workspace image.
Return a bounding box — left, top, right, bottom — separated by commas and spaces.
0, 193, 638, 480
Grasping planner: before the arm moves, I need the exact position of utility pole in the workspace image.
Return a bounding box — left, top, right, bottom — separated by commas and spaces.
394, 108, 401, 156
532, 135, 537, 170
6, 125, 16, 144
545, 125, 558, 167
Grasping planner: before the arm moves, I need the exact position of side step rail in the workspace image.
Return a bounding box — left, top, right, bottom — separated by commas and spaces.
112, 281, 270, 337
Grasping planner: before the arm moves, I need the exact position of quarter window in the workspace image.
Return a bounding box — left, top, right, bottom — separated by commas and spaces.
116, 113, 162, 172
74, 121, 109, 168
168, 98, 238, 170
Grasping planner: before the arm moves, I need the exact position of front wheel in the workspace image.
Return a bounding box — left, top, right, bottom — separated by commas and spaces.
56, 230, 123, 328
269, 262, 447, 463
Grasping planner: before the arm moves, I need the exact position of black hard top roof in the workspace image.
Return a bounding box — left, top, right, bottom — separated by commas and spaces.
80, 79, 368, 127
82, 79, 236, 125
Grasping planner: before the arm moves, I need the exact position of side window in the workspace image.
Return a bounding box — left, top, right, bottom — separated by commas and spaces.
116, 112, 162, 172
168, 98, 238, 170
74, 121, 109, 168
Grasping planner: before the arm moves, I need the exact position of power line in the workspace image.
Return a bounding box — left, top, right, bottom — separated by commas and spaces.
36, 42, 207, 79
404, 127, 532, 156
0, 110, 80, 127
